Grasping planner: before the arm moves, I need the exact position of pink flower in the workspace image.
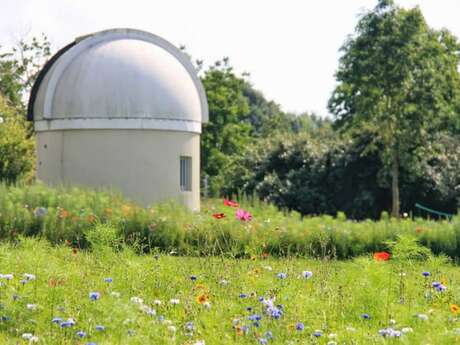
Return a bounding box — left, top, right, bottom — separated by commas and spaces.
236, 208, 252, 222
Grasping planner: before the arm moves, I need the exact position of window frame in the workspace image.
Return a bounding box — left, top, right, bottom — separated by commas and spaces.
180, 156, 192, 192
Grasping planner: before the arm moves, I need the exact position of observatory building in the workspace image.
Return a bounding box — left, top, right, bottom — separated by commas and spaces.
28, 28, 208, 211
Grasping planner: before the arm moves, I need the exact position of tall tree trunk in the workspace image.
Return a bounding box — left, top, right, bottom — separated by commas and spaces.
391, 152, 400, 218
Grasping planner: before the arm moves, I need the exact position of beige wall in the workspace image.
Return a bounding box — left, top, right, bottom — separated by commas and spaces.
36, 129, 200, 211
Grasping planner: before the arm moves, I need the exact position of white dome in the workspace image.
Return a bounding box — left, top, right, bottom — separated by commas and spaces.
29, 29, 208, 133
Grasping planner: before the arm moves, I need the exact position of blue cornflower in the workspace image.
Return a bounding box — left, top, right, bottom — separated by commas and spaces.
313, 330, 322, 337
302, 271, 313, 279
89, 292, 100, 301
104, 277, 113, 283
277, 272, 287, 279
435, 284, 447, 292
190, 275, 197, 281
51, 317, 62, 324
76, 330, 86, 338
270, 307, 283, 319
265, 331, 273, 339
361, 313, 371, 319
239, 293, 248, 298
248, 314, 262, 321
431, 281, 441, 288
253, 321, 260, 328
24, 273, 36, 281
60, 321, 73, 328
86, 343, 97, 345
422, 271, 430, 277
259, 338, 268, 344
185, 321, 194, 331
95, 325, 105, 331
296, 322, 305, 331
246, 306, 253, 312
258, 297, 264, 302
20, 279, 28, 285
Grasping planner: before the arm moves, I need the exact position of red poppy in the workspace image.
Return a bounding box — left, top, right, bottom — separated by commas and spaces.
212, 213, 225, 219
373, 251, 391, 261
223, 199, 239, 207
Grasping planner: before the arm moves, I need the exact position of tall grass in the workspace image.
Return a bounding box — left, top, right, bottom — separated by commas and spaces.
0, 183, 459, 260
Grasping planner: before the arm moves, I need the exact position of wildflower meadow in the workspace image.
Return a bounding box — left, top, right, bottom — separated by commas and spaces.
0, 184, 459, 344
0, 236, 460, 344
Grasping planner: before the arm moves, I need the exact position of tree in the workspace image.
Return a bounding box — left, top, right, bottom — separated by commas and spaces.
0, 34, 50, 183
0, 94, 35, 183
241, 82, 292, 136
328, 0, 460, 217
200, 58, 328, 196
0, 33, 51, 110
200, 60, 252, 195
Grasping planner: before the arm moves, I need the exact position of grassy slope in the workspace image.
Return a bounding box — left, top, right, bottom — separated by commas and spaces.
0, 239, 459, 344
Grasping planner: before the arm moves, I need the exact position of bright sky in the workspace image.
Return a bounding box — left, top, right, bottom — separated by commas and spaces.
2, 0, 460, 116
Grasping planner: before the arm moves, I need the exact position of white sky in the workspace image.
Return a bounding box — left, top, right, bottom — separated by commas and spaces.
2, 0, 460, 116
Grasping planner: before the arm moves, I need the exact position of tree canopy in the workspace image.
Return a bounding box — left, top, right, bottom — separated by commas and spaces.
328, 0, 460, 217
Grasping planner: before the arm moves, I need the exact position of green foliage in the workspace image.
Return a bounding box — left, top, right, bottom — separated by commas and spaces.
200, 59, 334, 197
0, 34, 50, 184
241, 82, 305, 137
1, 183, 460, 261
223, 132, 387, 219
386, 234, 432, 263
223, 130, 460, 219
0, 95, 35, 183
241, 81, 286, 136
328, 1, 460, 216
200, 61, 252, 195
85, 222, 122, 252
0, 34, 51, 109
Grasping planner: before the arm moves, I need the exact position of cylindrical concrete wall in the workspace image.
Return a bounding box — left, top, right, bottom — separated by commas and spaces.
36, 129, 200, 211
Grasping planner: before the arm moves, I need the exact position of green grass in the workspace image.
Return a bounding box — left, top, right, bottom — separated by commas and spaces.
1, 183, 459, 260
0, 237, 459, 344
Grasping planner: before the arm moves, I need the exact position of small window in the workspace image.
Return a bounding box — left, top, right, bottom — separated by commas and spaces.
180, 156, 192, 191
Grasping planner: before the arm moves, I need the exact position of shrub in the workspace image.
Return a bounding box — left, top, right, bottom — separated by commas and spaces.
223, 132, 460, 220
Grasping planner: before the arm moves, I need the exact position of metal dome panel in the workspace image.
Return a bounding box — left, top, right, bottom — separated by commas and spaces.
30, 29, 208, 133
